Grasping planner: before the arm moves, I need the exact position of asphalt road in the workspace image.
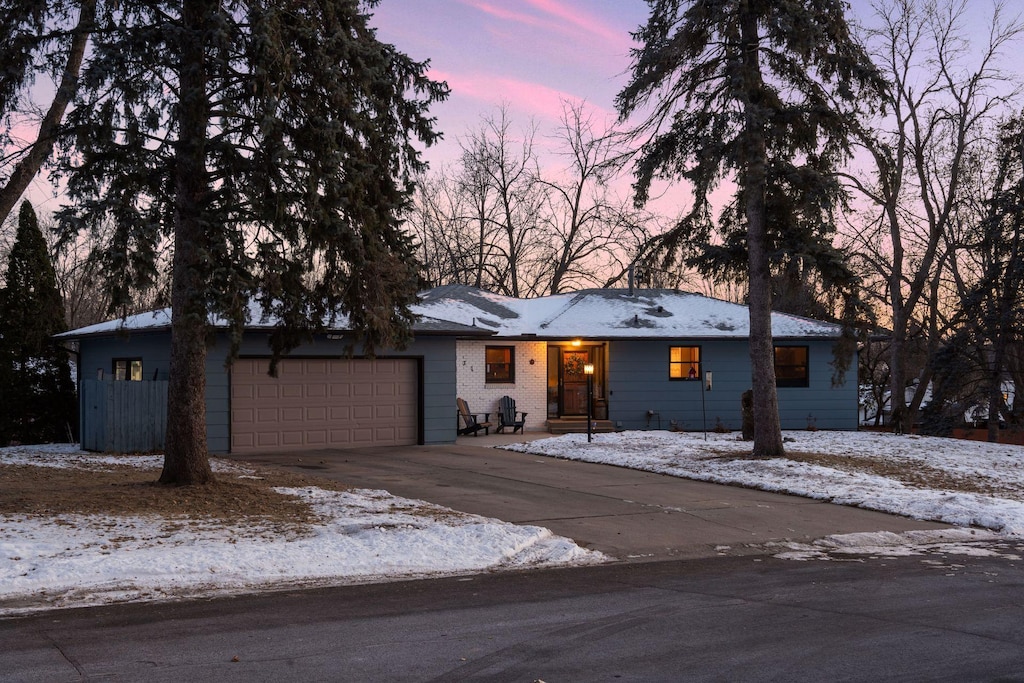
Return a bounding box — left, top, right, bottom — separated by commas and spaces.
5, 548, 1024, 682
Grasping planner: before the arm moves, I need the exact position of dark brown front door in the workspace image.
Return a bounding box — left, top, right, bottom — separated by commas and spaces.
561, 349, 590, 416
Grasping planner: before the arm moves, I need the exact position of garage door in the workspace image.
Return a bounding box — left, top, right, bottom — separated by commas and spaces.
230, 358, 418, 453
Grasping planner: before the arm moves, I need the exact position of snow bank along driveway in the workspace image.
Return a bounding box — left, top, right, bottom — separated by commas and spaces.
503, 430, 1024, 561
0, 444, 604, 616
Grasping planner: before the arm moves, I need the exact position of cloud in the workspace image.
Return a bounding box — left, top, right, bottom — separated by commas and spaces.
460, 1, 548, 29
522, 0, 633, 51
460, 0, 634, 54
430, 68, 613, 123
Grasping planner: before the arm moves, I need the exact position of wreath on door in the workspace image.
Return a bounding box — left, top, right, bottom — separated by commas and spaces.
564, 354, 585, 377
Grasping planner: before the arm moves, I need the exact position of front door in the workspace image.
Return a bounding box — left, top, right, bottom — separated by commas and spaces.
561, 349, 591, 416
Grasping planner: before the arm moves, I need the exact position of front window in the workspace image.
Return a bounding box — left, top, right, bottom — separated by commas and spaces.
113, 358, 143, 381
669, 346, 701, 380
485, 346, 514, 383
774, 346, 809, 387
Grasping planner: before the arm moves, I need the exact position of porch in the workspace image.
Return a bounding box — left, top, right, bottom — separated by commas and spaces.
545, 417, 617, 435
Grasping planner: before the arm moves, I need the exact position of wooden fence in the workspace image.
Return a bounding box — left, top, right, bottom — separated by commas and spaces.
81, 379, 168, 452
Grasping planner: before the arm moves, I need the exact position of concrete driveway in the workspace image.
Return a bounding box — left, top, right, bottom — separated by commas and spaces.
235, 435, 949, 562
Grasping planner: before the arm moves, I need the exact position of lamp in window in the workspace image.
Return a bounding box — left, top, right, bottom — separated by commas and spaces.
583, 363, 595, 443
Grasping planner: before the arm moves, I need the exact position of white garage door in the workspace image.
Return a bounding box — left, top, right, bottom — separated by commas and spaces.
230, 358, 418, 453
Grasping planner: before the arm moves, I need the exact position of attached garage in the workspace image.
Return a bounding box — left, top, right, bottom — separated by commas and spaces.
230, 357, 419, 453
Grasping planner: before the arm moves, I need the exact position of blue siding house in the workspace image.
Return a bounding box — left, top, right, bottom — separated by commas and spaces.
60, 285, 857, 453
419, 286, 857, 435
63, 308, 482, 454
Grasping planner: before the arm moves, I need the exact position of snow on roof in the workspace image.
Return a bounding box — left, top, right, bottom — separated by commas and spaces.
57, 308, 174, 338
59, 285, 843, 340
57, 299, 491, 340
415, 285, 844, 339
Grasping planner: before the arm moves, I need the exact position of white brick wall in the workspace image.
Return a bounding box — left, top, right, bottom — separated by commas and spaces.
456, 340, 548, 432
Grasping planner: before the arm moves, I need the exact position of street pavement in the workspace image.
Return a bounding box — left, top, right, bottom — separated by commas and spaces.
235, 435, 950, 562
5, 550, 1024, 681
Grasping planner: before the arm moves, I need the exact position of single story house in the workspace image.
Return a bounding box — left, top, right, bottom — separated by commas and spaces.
420, 285, 856, 435
58, 285, 857, 454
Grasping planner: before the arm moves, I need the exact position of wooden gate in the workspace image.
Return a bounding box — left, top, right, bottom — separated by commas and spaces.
81, 379, 168, 452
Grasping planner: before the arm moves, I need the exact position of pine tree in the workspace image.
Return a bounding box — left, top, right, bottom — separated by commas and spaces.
0, 201, 76, 444
43, 0, 447, 483
970, 113, 1024, 442
617, 0, 882, 457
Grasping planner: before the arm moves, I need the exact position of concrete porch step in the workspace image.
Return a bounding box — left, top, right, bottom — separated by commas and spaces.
546, 418, 616, 434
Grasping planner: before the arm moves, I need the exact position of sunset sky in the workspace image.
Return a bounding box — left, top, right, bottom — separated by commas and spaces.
369, 0, 1010, 173
11, 0, 1013, 219
371, 0, 647, 169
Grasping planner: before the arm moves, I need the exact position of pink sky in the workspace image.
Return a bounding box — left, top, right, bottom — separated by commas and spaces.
368, 0, 1013, 214
9, 0, 1008, 221
371, 0, 647, 169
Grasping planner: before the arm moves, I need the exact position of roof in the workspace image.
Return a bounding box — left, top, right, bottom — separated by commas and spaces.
415, 285, 845, 340
56, 301, 492, 340
59, 285, 844, 341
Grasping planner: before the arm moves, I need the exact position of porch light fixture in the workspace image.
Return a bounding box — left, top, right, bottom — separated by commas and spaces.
572, 339, 582, 347
584, 363, 595, 443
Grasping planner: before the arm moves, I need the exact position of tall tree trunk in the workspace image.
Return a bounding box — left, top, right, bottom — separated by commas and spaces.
0, 0, 95, 227
740, 8, 785, 458
474, 209, 485, 288
888, 294, 908, 433
160, 0, 214, 485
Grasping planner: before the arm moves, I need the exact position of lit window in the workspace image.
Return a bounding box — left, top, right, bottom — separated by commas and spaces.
485, 346, 514, 383
113, 358, 143, 381
669, 346, 700, 380
774, 346, 809, 387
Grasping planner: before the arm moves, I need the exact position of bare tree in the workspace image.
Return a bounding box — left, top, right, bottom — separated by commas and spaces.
459, 106, 544, 297
409, 171, 482, 288
843, 0, 1024, 431
409, 103, 659, 297
535, 101, 651, 294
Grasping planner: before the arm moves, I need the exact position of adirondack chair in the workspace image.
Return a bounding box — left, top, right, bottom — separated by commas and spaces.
496, 395, 527, 434
457, 398, 493, 436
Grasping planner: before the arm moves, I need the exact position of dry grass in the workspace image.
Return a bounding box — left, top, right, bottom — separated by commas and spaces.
0, 460, 349, 534
705, 448, 1015, 497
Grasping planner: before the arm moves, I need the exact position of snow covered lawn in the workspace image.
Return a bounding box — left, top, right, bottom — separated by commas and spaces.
501, 432, 1024, 532
0, 444, 604, 616
502, 430, 1024, 560
503, 430, 1024, 534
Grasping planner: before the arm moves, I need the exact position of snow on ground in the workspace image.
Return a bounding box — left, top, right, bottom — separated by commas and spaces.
502, 430, 1024, 560
6, 431, 1024, 616
0, 446, 605, 617
767, 528, 1018, 562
